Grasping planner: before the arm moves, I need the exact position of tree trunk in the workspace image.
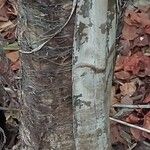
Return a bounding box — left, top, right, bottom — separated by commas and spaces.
18, 0, 75, 149
18, 0, 117, 149
73, 0, 116, 149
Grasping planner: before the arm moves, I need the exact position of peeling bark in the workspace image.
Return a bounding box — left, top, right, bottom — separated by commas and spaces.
73, 0, 116, 149
18, 0, 75, 149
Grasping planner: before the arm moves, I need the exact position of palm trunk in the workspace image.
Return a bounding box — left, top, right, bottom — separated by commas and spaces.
73, 0, 116, 149
18, 0, 75, 149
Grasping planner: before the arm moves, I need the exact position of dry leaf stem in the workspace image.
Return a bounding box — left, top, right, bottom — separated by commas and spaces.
112, 104, 150, 109
110, 117, 150, 134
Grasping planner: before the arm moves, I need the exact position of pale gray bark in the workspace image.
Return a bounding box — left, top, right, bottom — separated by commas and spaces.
73, 0, 116, 149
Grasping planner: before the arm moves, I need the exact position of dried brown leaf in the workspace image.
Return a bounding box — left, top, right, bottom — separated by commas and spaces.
115, 56, 126, 71
143, 111, 150, 130
121, 95, 133, 105
0, 0, 17, 42
0, 4, 9, 21
0, 0, 6, 9
111, 86, 119, 105
120, 82, 136, 96
126, 113, 141, 124
123, 52, 150, 75
142, 132, 150, 140
142, 55, 150, 76
142, 111, 150, 140
6, 50, 19, 63
0, 20, 14, 31
145, 25, 150, 34
130, 128, 143, 141
120, 40, 131, 55
123, 53, 141, 75
115, 71, 131, 80
11, 59, 20, 71
110, 124, 124, 144
133, 34, 149, 47
128, 10, 150, 27
143, 94, 150, 103
122, 23, 138, 40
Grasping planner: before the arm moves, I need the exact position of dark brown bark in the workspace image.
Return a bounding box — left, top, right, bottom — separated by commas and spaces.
18, 0, 75, 149
0, 51, 15, 149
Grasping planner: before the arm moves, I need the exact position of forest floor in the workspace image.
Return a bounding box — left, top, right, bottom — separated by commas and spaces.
0, 0, 149, 149
111, 3, 150, 150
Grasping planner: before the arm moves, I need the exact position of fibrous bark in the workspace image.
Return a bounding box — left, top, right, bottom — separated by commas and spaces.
73, 0, 116, 149
18, 0, 75, 149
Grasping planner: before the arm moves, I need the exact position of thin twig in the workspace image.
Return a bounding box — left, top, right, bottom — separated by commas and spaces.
112, 104, 150, 109
143, 141, 150, 147
0, 106, 19, 111
127, 143, 137, 150
110, 117, 150, 134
